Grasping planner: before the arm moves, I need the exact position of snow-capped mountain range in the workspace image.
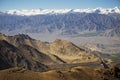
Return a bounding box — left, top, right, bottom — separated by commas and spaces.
0, 7, 120, 39
5, 7, 120, 16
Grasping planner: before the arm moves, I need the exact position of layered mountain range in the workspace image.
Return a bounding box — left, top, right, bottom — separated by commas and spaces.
0, 7, 120, 39
0, 33, 99, 71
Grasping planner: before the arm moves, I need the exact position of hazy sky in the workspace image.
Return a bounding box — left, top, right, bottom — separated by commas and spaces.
0, 0, 120, 11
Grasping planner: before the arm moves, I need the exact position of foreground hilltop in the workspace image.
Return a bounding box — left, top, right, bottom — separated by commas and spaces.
0, 65, 120, 80
0, 33, 100, 71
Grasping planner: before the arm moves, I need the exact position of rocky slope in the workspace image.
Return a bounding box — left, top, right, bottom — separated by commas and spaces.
49, 39, 98, 63
0, 33, 100, 71
0, 64, 120, 80
104, 26, 120, 37
0, 40, 49, 71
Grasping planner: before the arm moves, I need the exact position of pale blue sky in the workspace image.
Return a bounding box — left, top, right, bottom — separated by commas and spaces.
0, 0, 120, 11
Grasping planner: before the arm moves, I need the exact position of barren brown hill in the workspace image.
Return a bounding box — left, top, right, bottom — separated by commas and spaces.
0, 40, 49, 71
0, 33, 66, 64
49, 39, 99, 63
0, 33, 100, 63
0, 33, 100, 72
0, 65, 120, 80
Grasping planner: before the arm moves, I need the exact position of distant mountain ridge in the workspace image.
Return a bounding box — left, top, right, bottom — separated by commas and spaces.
3, 7, 120, 16
0, 7, 120, 39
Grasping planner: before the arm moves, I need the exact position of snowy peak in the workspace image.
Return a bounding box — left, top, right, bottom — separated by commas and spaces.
4, 7, 120, 16
6, 9, 72, 16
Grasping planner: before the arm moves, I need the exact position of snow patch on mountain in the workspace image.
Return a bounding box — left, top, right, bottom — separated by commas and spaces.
4, 7, 120, 16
